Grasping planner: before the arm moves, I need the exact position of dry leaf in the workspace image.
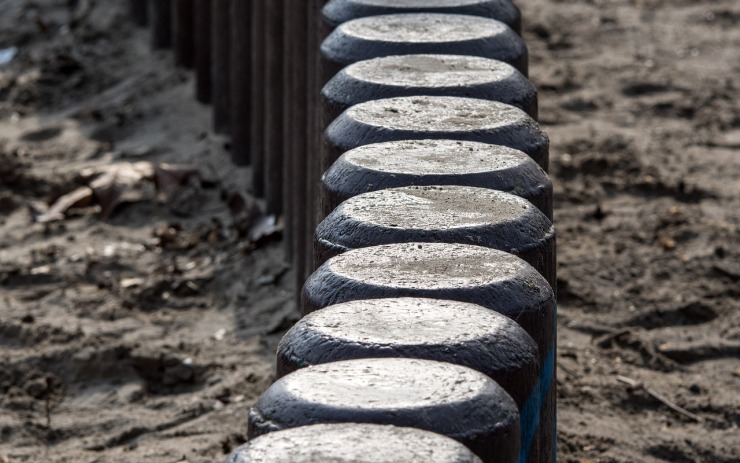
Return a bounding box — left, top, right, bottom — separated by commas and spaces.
36, 162, 200, 222
34, 186, 93, 223
88, 162, 156, 218
153, 163, 201, 196
248, 214, 282, 243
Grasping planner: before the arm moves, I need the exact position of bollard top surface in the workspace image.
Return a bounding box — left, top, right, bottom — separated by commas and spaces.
321, 14, 526, 72
328, 186, 545, 229
343, 54, 521, 87
322, 140, 552, 218
226, 423, 484, 463
328, 243, 532, 286
322, 0, 522, 35
304, 242, 553, 318
326, 96, 548, 169
268, 359, 490, 408
250, 358, 518, 439
317, 186, 553, 251
340, 140, 537, 175
290, 297, 534, 345
356, 0, 495, 5
340, 13, 508, 43
356, 0, 492, 4
321, 54, 537, 118
345, 96, 530, 131
279, 297, 538, 375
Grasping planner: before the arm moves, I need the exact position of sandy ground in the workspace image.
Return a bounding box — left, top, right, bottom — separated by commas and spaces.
0, 0, 737, 462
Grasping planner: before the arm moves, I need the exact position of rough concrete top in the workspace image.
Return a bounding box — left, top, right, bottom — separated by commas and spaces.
293, 297, 532, 346
226, 423, 483, 463
357, 0, 490, 6
273, 358, 492, 408
322, 0, 522, 35
346, 96, 529, 132
336, 186, 546, 231
326, 243, 549, 296
326, 96, 547, 169
321, 14, 527, 74
340, 13, 507, 43
279, 297, 538, 381
342, 140, 531, 175
250, 358, 518, 440
321, 140, 552, 219
322, 55, 537, 119
344, 54, 519, 87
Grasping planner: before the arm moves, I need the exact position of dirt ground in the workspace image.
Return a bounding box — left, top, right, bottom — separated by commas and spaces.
0, 0, 737, 462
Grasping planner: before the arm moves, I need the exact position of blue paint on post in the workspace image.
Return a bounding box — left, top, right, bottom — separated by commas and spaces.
518, 343, 555, 463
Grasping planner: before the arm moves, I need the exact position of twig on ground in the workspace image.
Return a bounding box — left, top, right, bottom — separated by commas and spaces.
616, 375, 703, 422
594, 328, 632, 348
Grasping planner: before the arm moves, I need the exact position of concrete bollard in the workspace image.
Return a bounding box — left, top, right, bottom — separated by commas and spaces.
194, 0, 212, 104
304, 0, 330, 288
248, 358, 520, 463
320, 14, 528, 84
129, 0, 149, 27
322, 0, 522, 36
305, 1, 525, 292
229, 0, 250, 166
264, 2, 285, 215
322, 54, 538, 124
283, 0, 310, 273
309, 89, 549, 286
173, 0, 195, 69
302, 243, 557, 463
150, 0, 172, 49
321, 140, 553, 220
314, 187, 556, 291
277, 297, 543, 461
315, 55, 538, 238
325, 96, 550, 176
249, 0, 267, 197
211, 0, 231, 134
225, 423, 484, 463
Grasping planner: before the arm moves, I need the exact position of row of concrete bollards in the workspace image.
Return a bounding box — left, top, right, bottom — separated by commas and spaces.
129, 1, 556, 462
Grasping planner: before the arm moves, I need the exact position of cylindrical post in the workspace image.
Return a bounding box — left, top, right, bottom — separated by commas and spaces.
226, 424, 484, 463
248, 358, 521, 463
211, 0, 231, 134
318, 56, 540, 223
308, 14, 530, 280
325, 96, 549, 174
150, 0, 172, 49
173, 0, 195, 69
316, 16, 530, 207
304, 3, 527, 291
322, 54, 538, 124
306, 7, 528, 289
302, 243, 557, 463
314, 187, 556, 291
129, 0, 149, 27
283, 0, 310, 266
321, 140, 553, 220
303, 0, 329, 285
277, 298, 542, 460
194, 0, 212, 104
230, 0, 251, 165
249, 0, 267, 196
320, 14, 528, 84
322, 0, 523, 35
264, 2, 285, 215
